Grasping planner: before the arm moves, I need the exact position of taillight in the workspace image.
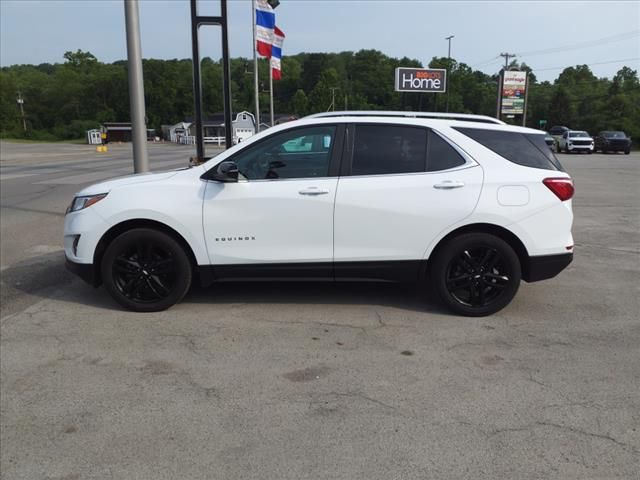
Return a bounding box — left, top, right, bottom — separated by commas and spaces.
543, 177, 574, 201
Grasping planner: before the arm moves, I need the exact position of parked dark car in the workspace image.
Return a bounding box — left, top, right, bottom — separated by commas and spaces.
548, 125, 569, 136
594, 131, 631, 154
548, 126, 570, 148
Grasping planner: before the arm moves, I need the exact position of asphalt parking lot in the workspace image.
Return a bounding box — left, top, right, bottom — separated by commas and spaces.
1, 141, 639, 479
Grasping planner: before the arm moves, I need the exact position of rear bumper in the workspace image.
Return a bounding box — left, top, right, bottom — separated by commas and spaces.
65, 257, 100, 287
522, 253, 573, 282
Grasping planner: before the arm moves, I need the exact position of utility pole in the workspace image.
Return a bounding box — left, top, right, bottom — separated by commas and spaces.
329, 87, 339, 111
497, 53, 516, 121
124, 0, 149, 173
500, 52, 516, 70
445, 35, 454, 113
16, 92, 26, 132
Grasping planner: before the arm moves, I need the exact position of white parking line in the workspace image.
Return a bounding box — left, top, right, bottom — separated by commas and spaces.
0, 173, 40, 181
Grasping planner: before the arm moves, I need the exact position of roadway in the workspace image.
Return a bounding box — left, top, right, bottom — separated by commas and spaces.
1, 141, 639, 479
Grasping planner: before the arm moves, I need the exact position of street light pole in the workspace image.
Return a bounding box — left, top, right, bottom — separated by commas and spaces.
251, 2, 260, 133
445, 35, 454, 113
16, 92, 26, 132
124, 0, 149, 173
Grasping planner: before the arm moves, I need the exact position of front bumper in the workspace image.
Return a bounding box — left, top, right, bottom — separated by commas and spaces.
602, 143, 630, 151
65, 257, 100, 287
567, 145, 593, 151
522, 253, 573, 282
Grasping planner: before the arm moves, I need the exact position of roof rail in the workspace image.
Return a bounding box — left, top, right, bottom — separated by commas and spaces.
305, 110, 505, 125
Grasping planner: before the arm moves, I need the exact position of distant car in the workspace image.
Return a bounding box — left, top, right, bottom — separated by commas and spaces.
548, 125, 569, 146
594, 131, 631, 154
544, 133, 556, 151
558, 130, 594, 154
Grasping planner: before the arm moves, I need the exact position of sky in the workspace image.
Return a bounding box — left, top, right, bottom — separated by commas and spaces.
1, 0, 639, 82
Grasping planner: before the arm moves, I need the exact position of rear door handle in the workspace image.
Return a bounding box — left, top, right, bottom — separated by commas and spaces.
299, 187, 329, 196
433, 180, 465, 190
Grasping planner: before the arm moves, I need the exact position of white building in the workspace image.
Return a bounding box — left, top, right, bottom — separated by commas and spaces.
164, 111, 256, 146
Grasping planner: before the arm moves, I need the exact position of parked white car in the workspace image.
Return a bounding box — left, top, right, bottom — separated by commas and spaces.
64, 111, 574, 316
558, 130, 594, 154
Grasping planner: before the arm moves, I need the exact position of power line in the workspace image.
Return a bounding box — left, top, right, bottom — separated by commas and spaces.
471, 55, 500, 68
532, 57, 640, 72
517, 29, 640, 58
470, 29, 639, 71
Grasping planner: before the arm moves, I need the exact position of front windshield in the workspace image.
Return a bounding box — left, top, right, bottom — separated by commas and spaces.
569, 131, 589, 138
604, 131, 625, 138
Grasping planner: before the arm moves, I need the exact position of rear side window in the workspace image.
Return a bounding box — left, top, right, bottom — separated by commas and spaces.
454, 128, 564, 171
427, 131, 465, 171
352, 125, 427, 175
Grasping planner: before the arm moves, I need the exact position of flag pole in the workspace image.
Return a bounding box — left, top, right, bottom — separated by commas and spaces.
252, 1, 260, 133
269, 64, 274, 127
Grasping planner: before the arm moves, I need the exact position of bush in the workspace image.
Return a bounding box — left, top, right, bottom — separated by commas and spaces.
52, 120, 99, 140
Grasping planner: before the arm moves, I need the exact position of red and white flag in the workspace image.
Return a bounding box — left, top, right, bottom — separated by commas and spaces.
270, 27, 285, 80
254, 0, 275, 57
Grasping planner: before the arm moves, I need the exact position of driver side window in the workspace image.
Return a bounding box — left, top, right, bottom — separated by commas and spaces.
233, 125, 337, 180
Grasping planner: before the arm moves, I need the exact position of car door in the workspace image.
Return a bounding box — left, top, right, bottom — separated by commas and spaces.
333, 124, 483, 281
559, 132, 568, 149
202, 124, 344, 277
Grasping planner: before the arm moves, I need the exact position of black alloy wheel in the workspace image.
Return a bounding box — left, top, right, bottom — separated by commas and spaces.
102, 228, 192, 312
431, 233, 521, 316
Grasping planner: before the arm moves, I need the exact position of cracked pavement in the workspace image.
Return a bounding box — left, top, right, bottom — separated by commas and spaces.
1, 143, 639, 479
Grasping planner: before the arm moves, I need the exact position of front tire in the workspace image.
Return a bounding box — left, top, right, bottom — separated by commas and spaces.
101, 228, 192, 312
430, 233, 521, 316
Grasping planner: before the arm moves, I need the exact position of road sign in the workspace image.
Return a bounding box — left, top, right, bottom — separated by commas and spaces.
501, 71, 527, 115
394, 67, 447, 93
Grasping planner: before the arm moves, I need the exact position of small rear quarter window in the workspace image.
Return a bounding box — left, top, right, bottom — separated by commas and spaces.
454, 127, 564, 171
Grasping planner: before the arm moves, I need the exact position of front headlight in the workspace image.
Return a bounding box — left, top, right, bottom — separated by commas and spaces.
66, 193, 108, 214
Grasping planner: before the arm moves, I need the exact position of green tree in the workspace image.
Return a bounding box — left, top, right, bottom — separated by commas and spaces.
308, 68, 340, 113
290, 89, 308, 116
548, 86, 573, 127
63, 50, 98, 70
0, 71, 20, 136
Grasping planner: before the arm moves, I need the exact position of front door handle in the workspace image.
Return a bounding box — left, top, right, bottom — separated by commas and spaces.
433, 180, 465, 190
299, 187, 329, 196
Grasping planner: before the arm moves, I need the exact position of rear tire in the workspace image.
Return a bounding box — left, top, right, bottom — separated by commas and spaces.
430, 233, 521, 317
101, 228, 192, 312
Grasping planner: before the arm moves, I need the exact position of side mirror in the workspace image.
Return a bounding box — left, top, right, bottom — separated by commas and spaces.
210, 160, 238, 182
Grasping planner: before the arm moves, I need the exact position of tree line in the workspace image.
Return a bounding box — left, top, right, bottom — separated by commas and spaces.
1, 49, 638, 145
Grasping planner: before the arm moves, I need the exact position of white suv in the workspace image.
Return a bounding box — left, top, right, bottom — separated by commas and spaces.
64, 112, 574, 316
558, 130, 594, 154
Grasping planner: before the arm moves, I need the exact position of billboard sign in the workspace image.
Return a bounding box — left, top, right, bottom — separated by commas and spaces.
501, 71, 527, 115
395, 67, 447, 93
